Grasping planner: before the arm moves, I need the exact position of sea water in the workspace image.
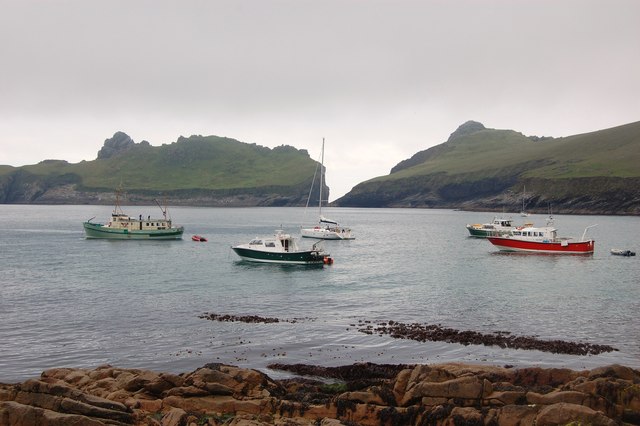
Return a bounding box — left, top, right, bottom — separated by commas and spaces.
1, 205, 639, 383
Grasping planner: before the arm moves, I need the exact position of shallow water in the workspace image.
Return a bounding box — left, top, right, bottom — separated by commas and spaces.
1, 205, 638, 383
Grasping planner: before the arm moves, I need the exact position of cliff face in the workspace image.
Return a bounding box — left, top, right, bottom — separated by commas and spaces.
1, 362, 639, 425
0, 181, 316, 207
338, 175, 640, 215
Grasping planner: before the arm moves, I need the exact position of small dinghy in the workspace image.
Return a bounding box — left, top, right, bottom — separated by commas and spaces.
192, 235, 208, 242
610, 248, 635, 256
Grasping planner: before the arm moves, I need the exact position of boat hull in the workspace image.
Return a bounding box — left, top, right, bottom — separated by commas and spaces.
83, 222, 184, 240
487, 236, 595, 254
232, 247, 326, 264
301, 227, 355, 240
466, 226, 493, 238
611, 249, 635, 256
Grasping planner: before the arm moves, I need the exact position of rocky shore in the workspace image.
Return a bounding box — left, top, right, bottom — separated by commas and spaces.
2, 362, 639, 425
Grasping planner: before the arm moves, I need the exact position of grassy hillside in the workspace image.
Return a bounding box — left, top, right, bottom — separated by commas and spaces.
0, 134, 324, 205
380, 122, 640, 182
337, 120, 640, 213
15, 136, 318, 191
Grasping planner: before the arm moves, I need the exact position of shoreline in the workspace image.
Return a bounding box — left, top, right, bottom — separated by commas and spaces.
2, 361, 639, 425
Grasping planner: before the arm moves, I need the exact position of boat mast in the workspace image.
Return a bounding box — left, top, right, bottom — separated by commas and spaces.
113, 184, 125, 216
319, 138, 324, 218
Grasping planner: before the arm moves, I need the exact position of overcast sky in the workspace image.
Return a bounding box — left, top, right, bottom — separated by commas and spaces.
1, 0, 639, 200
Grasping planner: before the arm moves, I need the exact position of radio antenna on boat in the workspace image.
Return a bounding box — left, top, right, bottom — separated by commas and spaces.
154, 197, 168, 220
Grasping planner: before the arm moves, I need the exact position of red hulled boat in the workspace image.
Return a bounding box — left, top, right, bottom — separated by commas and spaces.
487, 219, 596, 254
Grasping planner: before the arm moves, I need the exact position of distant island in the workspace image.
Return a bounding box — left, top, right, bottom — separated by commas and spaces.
335, 120, 640, 215
1, 121, 639, 214
0, 132, 327, 207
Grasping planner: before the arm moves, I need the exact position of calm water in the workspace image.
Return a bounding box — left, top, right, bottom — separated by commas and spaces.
1, 205, 639, 383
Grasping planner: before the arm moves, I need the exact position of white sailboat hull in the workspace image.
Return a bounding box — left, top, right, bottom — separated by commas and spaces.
301, 226, 355, 240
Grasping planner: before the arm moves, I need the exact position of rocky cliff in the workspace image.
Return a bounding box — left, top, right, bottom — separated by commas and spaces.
1, 362, 639, 425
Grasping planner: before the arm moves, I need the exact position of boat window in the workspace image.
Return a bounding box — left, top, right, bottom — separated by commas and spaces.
265, 242, 276, 247
249, 239, 262, 245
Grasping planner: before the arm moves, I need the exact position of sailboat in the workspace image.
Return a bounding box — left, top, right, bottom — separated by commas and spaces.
301, 139, 355, 240
520, 186, 530, 217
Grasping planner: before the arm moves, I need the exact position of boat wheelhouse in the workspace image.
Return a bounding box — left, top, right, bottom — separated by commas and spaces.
466, 217, 516, 238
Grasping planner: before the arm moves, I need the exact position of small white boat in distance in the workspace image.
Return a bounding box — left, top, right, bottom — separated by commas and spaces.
610, 248, 636, 256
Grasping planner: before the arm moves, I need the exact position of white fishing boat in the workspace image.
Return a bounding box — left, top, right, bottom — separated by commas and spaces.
466, 216, 516, 238
301, 139, 355, 240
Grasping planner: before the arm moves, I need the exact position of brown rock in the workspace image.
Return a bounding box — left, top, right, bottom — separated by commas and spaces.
0, 400, 108, 426
449, 406, 483, 425
161, 407, 188, 426
337, 390, 386, 406
494, 404, 540, 426
589, 364, 638, 381
392, 368, 412, 401
512, 367, 582, 389
164, 385, 210, 398
535, 402, 616, 426
0, 385, 17, 402
137, 398, 162, 413
402, 375, 485, 405
4, 363, 639, 426
485, 390, 526, 406
526, 390, 586, 405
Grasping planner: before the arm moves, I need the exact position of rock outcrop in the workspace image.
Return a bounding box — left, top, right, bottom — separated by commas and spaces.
2, 362, 639, 425
96, 132, 151, 160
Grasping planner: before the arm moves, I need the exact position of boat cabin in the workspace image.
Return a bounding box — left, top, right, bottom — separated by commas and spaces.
108, 214, 173, 231
491, 218, 513, 228
508, 225, 558, 242
248, 231, 298, 252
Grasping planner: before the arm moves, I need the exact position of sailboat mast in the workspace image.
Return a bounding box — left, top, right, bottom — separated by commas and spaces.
319, 138, 324, 217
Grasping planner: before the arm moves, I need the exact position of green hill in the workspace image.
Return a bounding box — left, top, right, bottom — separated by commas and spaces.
335, 120, 640, 214
0, 132, 325, 206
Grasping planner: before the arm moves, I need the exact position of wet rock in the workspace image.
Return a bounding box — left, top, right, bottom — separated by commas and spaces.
357, 319, 618, 355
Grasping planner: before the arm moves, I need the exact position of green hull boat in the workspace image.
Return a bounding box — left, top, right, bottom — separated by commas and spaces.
83, 188, 183, 240
232, 230, 332, 265
83, 221, 184, 240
